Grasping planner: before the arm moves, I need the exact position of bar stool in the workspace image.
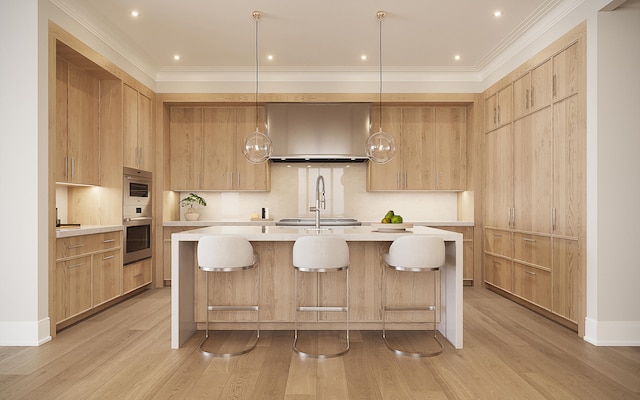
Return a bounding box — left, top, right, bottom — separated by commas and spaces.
292, 235, 350, 358
382, 235, 445, 357
197, 235, 260, 357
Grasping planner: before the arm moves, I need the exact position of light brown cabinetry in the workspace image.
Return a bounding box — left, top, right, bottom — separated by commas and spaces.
368, 106, 466, 191
55, 57, 100, 185
123, 84, 153, 171
163, 226, 199, 284
484, 85, 512, 131
513, 60, 552, 120
482, 27, 585, 333
123, 258, 152, 294
170, 106, 269, 191
54, 231, 122, 326
432, 226, 474, 284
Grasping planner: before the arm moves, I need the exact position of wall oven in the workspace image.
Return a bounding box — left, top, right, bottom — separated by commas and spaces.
123, 167, 152, 265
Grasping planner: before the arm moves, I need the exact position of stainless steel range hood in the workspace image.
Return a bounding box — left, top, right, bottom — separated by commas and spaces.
266, 103, 371, 162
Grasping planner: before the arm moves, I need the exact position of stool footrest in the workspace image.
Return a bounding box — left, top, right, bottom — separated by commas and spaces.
207, 305, 259, 312
297, 306, 348, 312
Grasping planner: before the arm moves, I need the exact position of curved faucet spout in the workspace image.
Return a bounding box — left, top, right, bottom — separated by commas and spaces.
310, 175, 326, 229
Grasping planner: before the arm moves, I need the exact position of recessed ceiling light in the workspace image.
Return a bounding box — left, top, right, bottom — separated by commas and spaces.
361, 55, 367, 61
454, 55, 461, 61
267, 55, 273, 61
173, 55, 180, 61
493, 10, 502, 17
131, 10, 139, 17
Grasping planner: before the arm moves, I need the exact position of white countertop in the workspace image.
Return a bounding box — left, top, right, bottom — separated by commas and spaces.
171, 225, 462, 242
55, 224, 123, 238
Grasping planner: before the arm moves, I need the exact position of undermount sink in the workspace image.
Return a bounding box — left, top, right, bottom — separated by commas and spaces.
276, 218, 361, 227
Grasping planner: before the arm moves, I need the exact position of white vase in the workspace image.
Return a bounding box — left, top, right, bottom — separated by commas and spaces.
184, 208, 200, 221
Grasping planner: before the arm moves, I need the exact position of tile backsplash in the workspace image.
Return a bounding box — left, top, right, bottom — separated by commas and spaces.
176, 163, 468, 222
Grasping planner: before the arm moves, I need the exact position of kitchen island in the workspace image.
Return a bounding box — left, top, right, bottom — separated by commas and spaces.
171, 225, 463, 349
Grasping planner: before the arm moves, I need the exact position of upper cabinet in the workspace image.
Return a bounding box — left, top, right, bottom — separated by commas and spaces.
123, 84, 153, 171
553, 42, 580, 101
55, 57, 100, 185
484, 85, 512, 132
513, 59, 552, 120
368, 106, 467, 191
170, 106, 269, 191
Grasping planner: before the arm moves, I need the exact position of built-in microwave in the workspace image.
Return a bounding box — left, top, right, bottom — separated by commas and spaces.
123, 167, 151, 216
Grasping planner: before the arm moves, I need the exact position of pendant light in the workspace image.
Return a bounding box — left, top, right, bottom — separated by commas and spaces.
366, 10, 396, 164
242, 11, 272, 164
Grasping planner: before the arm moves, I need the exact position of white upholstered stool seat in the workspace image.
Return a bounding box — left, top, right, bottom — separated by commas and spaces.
292, 235, 350, 358
197, 235, 260, 357
382, 235, 445, 357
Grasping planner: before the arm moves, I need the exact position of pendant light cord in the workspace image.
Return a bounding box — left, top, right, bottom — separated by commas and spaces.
378, 12, 384, 131
254, 12, 260, 131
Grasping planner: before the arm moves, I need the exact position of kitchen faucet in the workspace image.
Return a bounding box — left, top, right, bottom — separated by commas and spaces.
310, 175, 325, 229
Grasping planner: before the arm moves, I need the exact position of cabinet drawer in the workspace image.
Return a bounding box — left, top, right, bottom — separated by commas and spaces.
123, 258, 152, 294
92, 249, 122, 306
55, 255, 92, 321
56, 231, 121, 259
484, 254, 512, 292
484, 229, 512, 257
513, 262, 551, 310
513, 233, 551, 268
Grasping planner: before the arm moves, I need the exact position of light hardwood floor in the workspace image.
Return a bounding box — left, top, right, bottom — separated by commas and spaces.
1, 287, 638, 399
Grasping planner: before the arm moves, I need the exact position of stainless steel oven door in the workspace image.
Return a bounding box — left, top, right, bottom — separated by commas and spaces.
123, 217, 152, 265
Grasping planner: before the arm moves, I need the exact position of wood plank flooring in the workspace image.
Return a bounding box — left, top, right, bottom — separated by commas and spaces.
0, 287, 638, 399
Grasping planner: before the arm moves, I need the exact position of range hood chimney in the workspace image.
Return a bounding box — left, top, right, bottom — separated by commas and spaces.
266, 103, 371, 162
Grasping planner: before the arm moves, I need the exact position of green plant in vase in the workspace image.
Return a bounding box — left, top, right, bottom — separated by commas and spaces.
179, 193, 206, 221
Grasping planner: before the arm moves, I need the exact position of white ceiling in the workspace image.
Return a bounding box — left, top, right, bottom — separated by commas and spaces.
53, 0, 581, 84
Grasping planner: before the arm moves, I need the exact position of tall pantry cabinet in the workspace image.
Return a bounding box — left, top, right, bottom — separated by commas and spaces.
482, 24, 585, 335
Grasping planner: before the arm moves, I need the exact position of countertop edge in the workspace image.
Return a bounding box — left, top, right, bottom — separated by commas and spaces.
55, 225, 124, 238
163, 220, 474, 227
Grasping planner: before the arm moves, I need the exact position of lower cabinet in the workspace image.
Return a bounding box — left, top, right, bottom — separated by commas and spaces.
483, 227, 581, 329
54, 230, 151, 331
432, 226, 474, 284
123, 258, 152, 294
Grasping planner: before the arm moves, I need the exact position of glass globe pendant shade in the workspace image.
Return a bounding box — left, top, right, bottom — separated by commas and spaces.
243, 128, 272, 164
366, 128, 396, 164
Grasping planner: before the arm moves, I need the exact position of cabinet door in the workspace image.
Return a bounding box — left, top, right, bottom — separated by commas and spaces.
403, 107, 435, 190
553, 95, 583, 237
496, 85, 513, 126
202, 107, 236, 190
434, 106, 466, 190
93, 250, 122, 306
55, 58, 69, 183
530, 59, 552, 112
367, 107, 403, 190
55, 256, 92, 321
235, 107, 269, 191
123, 84, 139, 169
484, 125, 512, 229
553, 42, 580, 101
552, 238, 581, 323
66, 63, 100, 185
513, 108, 552, 233
484, 93, 498, 132
170, 107, 203, 190
137, 92, 153, 171
512, 73, 531, 120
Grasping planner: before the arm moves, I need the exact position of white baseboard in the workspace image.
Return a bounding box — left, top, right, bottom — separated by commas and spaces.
0, 317, 52, 346
584, 317, 640, 346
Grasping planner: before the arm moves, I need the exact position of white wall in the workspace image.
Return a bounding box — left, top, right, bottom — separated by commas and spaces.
0, 0, 51, 345
584, 1, 640, 345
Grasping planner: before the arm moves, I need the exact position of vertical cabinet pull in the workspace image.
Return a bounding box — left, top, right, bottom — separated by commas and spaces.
71, 157, 75, 180
531, 87, 535, 108
525, 89, 529, 110
553, 74, 557, 98
552, 208, 556, 231
64, 156, 68, 179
